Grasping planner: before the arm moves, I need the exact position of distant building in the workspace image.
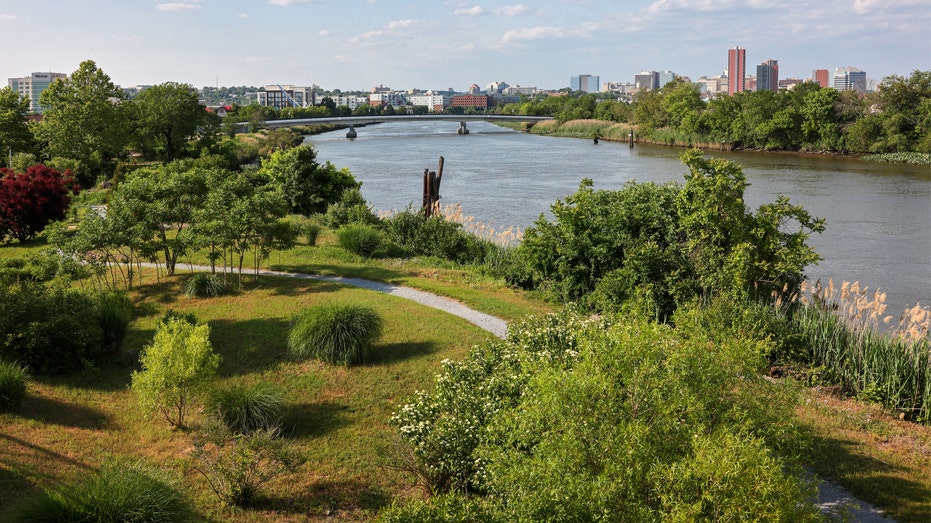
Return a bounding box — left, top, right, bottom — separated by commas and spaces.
408, 94, 450, 112
369, 92, 406, 107
727, 46, 747, 94
833, 67, 867, 93
657, 71, 677, 89
812, 69, 830, 88
486, 81, 509, 94
8, 72, 68, 113
634, 71, 660, 90
257, 85, 314, 108
695, 75, 727, 97
451, 94, 488, 110
756, 59, 779, 92
503, 85, 537, 96
468, 84, 481, 95
570, 74, 600, 93
331, 94, 369, 110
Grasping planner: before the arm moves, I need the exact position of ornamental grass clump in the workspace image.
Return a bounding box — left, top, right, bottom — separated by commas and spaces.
0, 359, 28, 413
793, 279, 931, 423
182, 273, 225, 298
288, 303, 383, 365
336, 224, 382, 257
8, 459, 193, 522
205, 382, 285, 435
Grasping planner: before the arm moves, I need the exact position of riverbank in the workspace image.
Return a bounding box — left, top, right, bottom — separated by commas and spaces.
504, 119, 931, 165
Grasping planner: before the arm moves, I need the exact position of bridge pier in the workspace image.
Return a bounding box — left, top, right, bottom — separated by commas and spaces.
457, 121, 469, 135
346, 125, 357, 138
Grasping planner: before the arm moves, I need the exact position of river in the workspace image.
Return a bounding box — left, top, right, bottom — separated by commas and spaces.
306, 121, 931, 316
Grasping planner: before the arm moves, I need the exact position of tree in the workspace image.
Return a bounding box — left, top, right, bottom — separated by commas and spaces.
0, 87, 34, 166
35, 60, 129, 185
131, 317, 220, 429
130, 82, 206, 161
660, 79, 705, 133
0, 164, 79, 243
108, 162, 210, 275
259, 144, 360, 215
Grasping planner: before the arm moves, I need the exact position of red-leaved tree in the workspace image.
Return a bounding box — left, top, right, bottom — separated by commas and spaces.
0, 165, 80, 243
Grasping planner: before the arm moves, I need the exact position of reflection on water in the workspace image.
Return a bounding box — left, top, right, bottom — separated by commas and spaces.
308, 121, 931, 314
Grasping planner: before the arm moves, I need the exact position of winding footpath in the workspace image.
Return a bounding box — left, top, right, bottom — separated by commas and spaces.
176, 264, 897, 522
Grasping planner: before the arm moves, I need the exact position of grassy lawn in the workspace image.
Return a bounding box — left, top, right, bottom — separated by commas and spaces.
2, 235, 929, 521
0, 264, 508, 521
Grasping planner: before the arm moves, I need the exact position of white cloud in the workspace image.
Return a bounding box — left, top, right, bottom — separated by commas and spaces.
493, 4, 530, 16
245, 56, 276, 62
386, 19, 415, 29
454, 5, 484, 16
501, 26, 565, 44
237, 13, 248, 19
0, 14, 16, 21
349, 19, 419, 44
319, 29, 331, 37
156, 2, 202, 11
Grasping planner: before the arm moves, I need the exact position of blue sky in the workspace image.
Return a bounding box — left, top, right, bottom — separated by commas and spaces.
2, 1, 929, 92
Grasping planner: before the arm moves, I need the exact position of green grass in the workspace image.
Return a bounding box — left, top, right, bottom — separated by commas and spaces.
0, 266, 498, 521
288, 303, 384, 366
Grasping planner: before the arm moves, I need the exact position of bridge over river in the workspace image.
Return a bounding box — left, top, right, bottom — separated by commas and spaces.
259, 114, 553, 137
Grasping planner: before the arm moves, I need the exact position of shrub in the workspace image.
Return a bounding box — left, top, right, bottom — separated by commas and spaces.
0, 282, 105, 374
324, 188, 379, 228
182, 273, 225, 298
96, 291, 133, 355
205, 382, 285, 435
192, 425, 302, 507
8, 459, 193, 522
0, 359, 28, 413
336, 224, 382, 257
302, 220, 322, 246
131, 317, 221, 429
288, 303, 383, 365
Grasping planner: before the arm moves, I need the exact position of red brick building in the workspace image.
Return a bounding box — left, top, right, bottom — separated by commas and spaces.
451, 94, 488, 110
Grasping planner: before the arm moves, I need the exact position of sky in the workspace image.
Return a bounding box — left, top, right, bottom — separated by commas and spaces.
1, 0, 929, 92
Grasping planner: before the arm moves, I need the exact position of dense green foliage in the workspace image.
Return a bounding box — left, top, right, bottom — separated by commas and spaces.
0, 86, 35, 165
287, 303, 384, 365
388, 307, 818, 521
510, 149, 824, 318
381, 209, 487, 263
0, 359, 28, 413
0, 283, 131, 374
131, 317, 221, 429
259, 145, 360, 216
8, 459, 192, 523
128, 82, 207, 162
182, 273, 225, 298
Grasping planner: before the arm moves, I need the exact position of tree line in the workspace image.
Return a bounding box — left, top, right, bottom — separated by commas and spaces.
495, 71, 931, 154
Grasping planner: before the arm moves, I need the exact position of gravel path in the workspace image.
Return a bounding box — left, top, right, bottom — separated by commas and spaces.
174, 264, 897, 521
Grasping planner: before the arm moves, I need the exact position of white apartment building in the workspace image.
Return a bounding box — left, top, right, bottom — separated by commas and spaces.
407, 94, 450, 112
256, 85, 315, 109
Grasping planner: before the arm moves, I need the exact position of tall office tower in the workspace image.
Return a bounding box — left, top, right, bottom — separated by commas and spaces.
8, 72, 68, 113
727, 46, 746, 94
812, 69, 829, 88
833, 67, 867, 93
756, 59, 779, 92
570, 74, 600, 93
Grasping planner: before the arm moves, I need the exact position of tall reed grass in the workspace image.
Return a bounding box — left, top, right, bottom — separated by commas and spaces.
438, 202, 523, 247
791, 280, 930, 423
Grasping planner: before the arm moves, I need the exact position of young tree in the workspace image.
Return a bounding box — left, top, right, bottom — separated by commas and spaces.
129, 82, 206, 161
0, 87, 35, 166
35, 60, 129, 185
0, 164, 80, 243
259, 144, 360, 216
131, 317, 220, 429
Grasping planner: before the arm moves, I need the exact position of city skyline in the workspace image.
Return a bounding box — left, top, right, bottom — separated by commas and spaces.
1, 1, 928, 92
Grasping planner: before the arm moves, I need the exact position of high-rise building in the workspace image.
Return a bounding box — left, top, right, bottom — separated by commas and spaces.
8, 72, 68, 113
570, 74, 600, 93
727, 46, 746, 94
756, 59, 779, 92
657, 71, 677, 89
812, 69, 829, 88
634, 71, 660, 90
833, 67, 867, 93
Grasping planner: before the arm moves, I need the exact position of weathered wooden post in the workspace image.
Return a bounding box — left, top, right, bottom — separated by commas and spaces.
422, 156, 445, 218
